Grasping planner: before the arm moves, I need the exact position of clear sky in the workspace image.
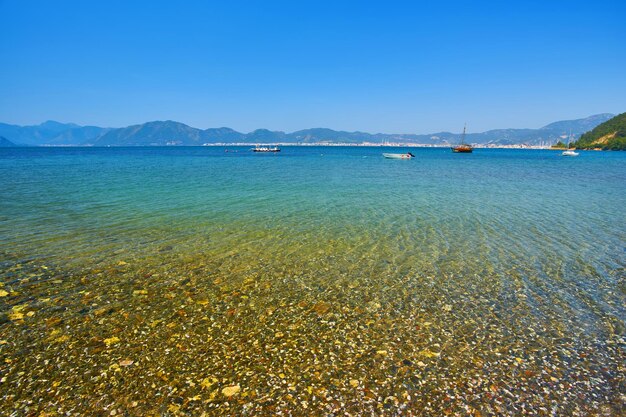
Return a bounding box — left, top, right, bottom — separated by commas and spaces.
1, 0, 625, 133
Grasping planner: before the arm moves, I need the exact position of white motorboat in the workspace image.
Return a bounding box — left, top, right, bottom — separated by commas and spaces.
561, 131, 579, 156
383, 152, 415, 159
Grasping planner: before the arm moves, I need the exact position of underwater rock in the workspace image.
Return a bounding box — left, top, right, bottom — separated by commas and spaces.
222, 385, 241, 397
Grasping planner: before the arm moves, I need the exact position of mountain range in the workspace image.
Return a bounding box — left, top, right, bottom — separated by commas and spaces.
0, 114, 615, 147
0, 136, 17, 147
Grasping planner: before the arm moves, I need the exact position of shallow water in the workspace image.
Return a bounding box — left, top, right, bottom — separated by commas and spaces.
1, 146, 624, 415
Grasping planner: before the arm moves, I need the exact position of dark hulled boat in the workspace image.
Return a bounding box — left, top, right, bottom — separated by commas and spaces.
452, 144, 473, 153
451, 124, 473, 153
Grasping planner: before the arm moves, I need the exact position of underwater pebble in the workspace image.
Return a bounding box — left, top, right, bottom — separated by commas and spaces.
222, 385, 241, 397
104, 337, 120, 346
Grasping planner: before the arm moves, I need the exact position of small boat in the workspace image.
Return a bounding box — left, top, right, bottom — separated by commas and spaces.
452, 144, 473, 153
561, 132, 579, 156
252, 144, 281, 152
452, 124, 473, 153
383, 152, 415, 159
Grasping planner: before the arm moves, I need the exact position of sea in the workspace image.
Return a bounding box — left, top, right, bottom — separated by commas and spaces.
1, 146, 624, 415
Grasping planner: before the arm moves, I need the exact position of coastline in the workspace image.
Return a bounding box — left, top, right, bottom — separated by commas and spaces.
30, 143, 570, 150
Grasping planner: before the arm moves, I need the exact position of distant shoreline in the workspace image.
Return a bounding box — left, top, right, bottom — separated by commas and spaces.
23, 143, 569, 150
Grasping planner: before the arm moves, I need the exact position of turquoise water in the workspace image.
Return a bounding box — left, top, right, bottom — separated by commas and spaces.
1, 146, 625, 415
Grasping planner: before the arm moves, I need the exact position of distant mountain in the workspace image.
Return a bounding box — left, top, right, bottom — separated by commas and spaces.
541, 113, 615, 133
47, 126, 110, 145
572, 112, 626, 150
92, 120, 204, 146
0, 136, 17, 147
203, 127, 245, 143
0, 113, 616, 146
463, 114, 616, 146
246, 129, 289, 143
283, 114, 615, 146
289, 128, 378, 143
0, 121, 77, 145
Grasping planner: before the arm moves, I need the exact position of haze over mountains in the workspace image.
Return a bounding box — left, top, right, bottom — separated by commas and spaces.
0, 114, 614, 147
0, 136, 16, 147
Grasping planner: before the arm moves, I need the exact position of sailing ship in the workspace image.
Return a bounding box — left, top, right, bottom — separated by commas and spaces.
451, 124, 473, 153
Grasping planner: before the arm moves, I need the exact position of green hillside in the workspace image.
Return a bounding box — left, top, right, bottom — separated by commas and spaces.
572, 112, 626, 150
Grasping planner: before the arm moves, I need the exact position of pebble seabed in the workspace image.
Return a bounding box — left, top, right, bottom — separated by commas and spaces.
1, 238, 624, 417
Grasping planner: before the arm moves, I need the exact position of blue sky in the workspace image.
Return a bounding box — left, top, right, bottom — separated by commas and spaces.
1, 0, 625, 133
